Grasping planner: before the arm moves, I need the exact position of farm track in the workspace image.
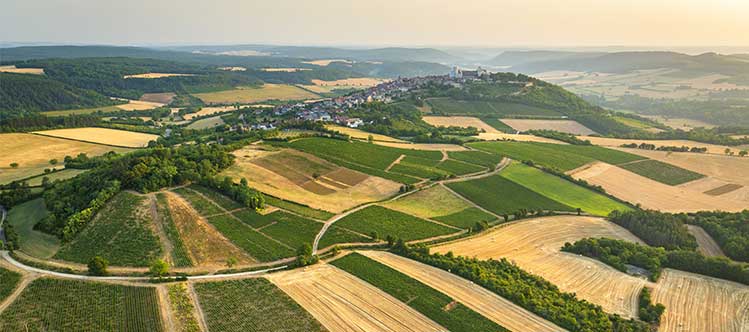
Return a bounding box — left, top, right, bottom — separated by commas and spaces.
359, 251, 566, 332
267, 263, 445, 332
157, 285, 177, 332
0, 274, 36, 315
687, 225, 727, 257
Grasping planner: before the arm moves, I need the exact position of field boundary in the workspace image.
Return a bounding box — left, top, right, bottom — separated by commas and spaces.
30, 132, 145, 149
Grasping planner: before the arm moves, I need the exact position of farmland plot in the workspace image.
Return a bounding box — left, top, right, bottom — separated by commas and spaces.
194, 278, 325, 332
0, 267, 22, 304
422, 116, 502, 133
165, 283, 201, 332
194, 84, 319, 104
501, 119, 597, 135
325, 125, 405, 143
433, 216, 651, 318
0, 133, 130, 184
0, 278, 163, 332
652, 269, 749, 332
33, 127, 158, 148
446, 175, 573, 215
7, 198, 60, 258
267, 263, 444, 332
334, 205, 458, 242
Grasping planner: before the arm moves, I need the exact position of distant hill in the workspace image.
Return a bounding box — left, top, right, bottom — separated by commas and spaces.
488, 50, 605, 67
502, 51, 749, 76
0, 72, 117, 113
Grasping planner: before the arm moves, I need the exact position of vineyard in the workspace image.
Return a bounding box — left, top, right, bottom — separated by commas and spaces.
0, 278, 163, 332
0, 267, 21, 303
166, 283, 201, 332
194, 278, 326, 332
333, 205, 458, 241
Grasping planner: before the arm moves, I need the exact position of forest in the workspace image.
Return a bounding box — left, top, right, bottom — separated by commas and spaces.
608, 210, 698, 250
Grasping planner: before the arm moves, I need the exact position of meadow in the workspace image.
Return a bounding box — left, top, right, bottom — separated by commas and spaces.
447, 175, 573, 215
194, 278, 326, 332
0, 278, 163, 332
54, 192, 163, 266
331, 253, 507, 332
500, 162, 632, 216
193, 84, 319, 104
333, 205, 457, 241
7, 198, 60, 258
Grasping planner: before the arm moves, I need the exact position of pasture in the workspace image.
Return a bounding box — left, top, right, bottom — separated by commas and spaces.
500, 162, 632, 216
446, 175, 573, 215
32, 127, 158, 148
331, 253, 507, 332
361, 251, 564, 332
194, 278, 325, 332
334, 205, 458, 241
501, 119, 597, 135
194, 84, 319, 104
0, 278, 163, 332
0, 133, 131, 184
267, 263, 443, 332
221, 146, 400, 213
7, 198, 60, 258
433, 215, 650, 318
54, 192, 163, 267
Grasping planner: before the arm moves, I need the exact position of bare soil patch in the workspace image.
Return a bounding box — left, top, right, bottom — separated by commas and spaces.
267, 263, 444, 332
360, 251, 565, 332
139, 93, 176, 104
433, 215, 651, 318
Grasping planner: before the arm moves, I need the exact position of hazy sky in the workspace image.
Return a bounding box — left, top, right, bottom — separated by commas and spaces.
2, 0, 748, 47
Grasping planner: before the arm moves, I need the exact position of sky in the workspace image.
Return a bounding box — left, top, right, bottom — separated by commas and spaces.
1, 0, 748, 48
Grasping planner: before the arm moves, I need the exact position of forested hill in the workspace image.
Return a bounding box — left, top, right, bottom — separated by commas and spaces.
0, 73, 118, 114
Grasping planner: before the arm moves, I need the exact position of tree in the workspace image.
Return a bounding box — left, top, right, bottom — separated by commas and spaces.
49, 159, 58, 166
370, 231, 379, 241
331, 245, 341, 256
88, 256, 109, 276
9, 163, 18, 168
367, 134, 374, 144
149, 259, 169, 278
725, 148, 732, 155
740, 150, 748, 157
576, 208, 582, 216
226, 256, 238, 268
295, 244, 318, 267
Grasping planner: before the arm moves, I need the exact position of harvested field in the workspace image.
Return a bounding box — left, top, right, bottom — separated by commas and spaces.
433, 215, 651, 318
124, 72, 195, 79
360, 251, 565, 332
163, 192, 254, 266
267, 263, 444, 332
584, 136, 736, 155
261, 67, 311, 72
139, 92, 175, 104
302, 59, 352, 66
475, 132, 565, 143
0, 133, 131, 184
704, 183, 744, 196
32, 127, 158, 148
687, 225, 726, 257
570, 162, 746, 212
182, 106, 238, 120
617, 148, 749, 186
642, 115, 716, 131
382, 185, 471, 220
325, 125, 405, 143
194, 84, 319, 104
311, 78, 385, 87
422, 116, 501, 133
115, 99, 164, 111
375, 141, 468, 151
0, 65, 44, 74
501, 119, 597, 135
652, 269, 749, 332
221, 147, 400, 213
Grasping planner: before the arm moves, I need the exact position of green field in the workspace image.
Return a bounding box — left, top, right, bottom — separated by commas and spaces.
331, 253, 507, 332
194, 278, 325, 332
24, 169, 87, 187
188, 184, 244, 210
500, 163, 632, 216
0, 278, 163, 332
468, 141, 644, 171
447, 175, 573, 215
257, 212, 323, 249
54, 192, 162, 266
7, 198, 60, 258
0, 267, 21, 303
172, 187, 224, 216
619, 159, 705, 185
156, 193, 192, 267
433, 207, 498, 229
447, 150, 504, 168
166, 284, 201, 332
206, 214, 294, 262
427, 97, 561, 117
435, 159, 486, 175
287, 137, 441, 170
317, 226, 373, 249
478, 117, 515, 133
390, 155, 451, 179
334, 206, 457, 241
263, 195, 335, 220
